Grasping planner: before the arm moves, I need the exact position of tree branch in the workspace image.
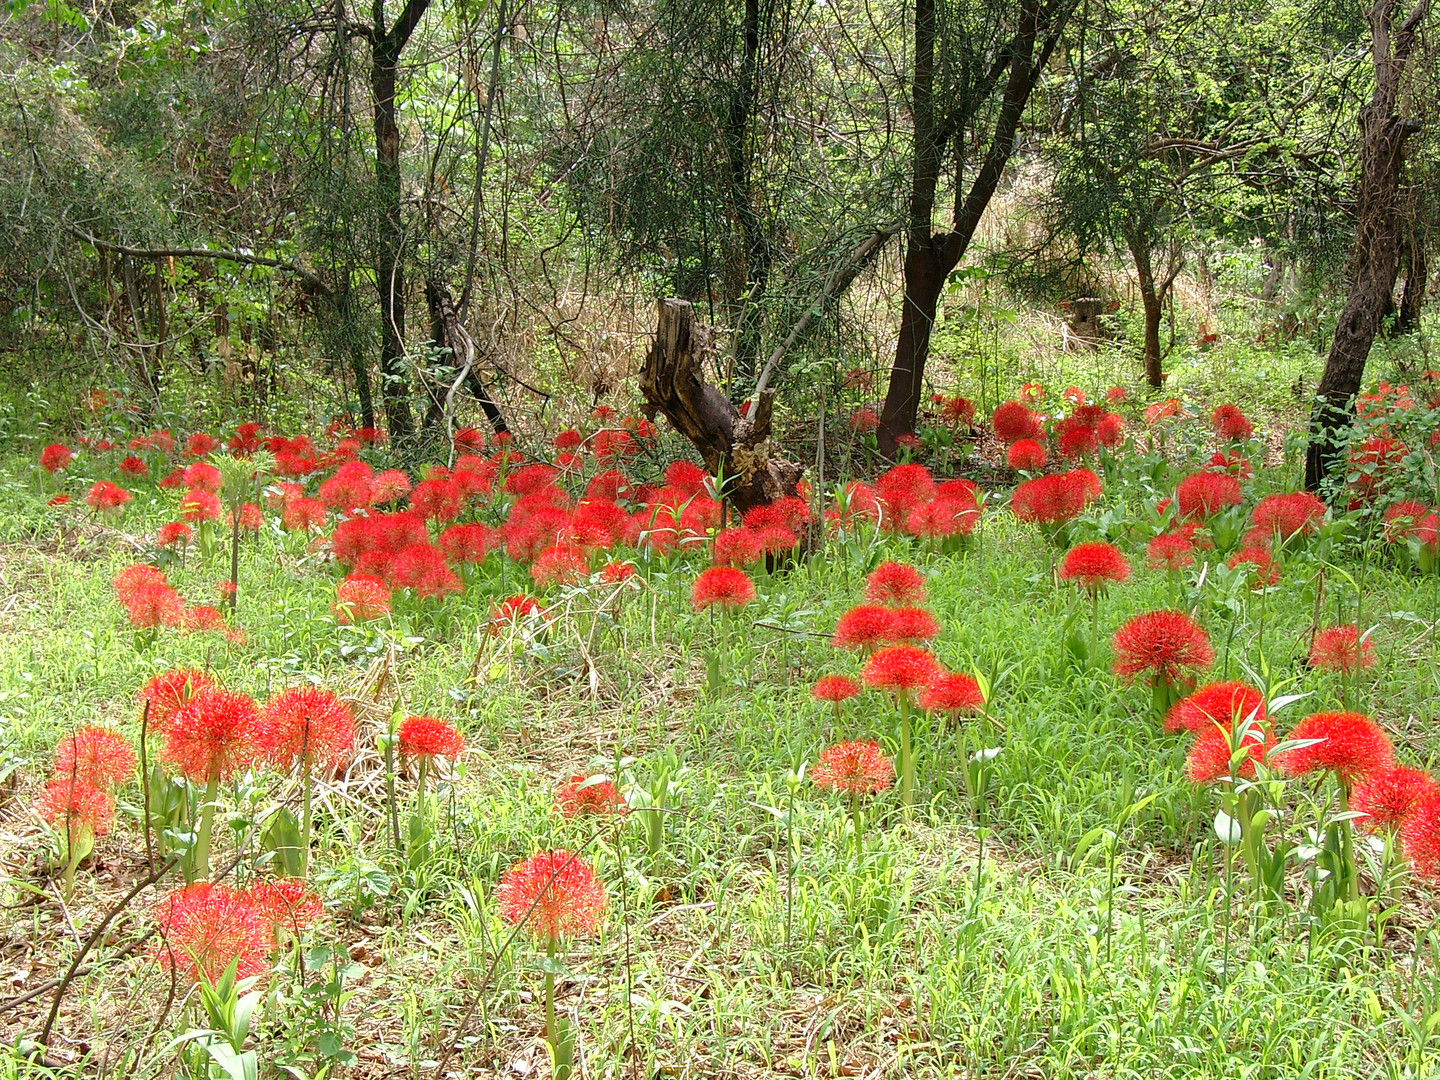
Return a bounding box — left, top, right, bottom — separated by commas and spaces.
67, 227, 334, 297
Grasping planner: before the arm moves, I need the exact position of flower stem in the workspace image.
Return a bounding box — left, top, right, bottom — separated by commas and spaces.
195, 775, 219, 880
300, 762, 313, 877
899, 694, 914, 820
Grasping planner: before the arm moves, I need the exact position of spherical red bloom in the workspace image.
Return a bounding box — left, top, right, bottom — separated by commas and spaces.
1055, 418, 1098, 459
832, 605, 895, 651
711, 527, 763, 567
811, 740, 895, 796
504, 463, 562, 498
452, 426, 486, 453
1095, 413, 1126, 448
1308, 625, 1375, 673
937, 394, 976, 427
1175, 471, 1242, 520
876, 464, 938, 518
408, 478, 463, 523
181, 488, 222, 523
86, 481, 132, 514
862, 644, 941, 696
1227, 545, 1280, 587
280, 497, 326, 532
182, 462, 222, 493
993, 401, 1041, 444
1402, 792, 1440, 879
1164, 681, 1266, 734
318, 462, 375, 513
246, 878, 323, 937
600, 561, 636, 584
903, 498, 968, 539
1279, 711, 1393, 786
1384, 500, 1440, 547
139, 669, 215, 730
690, 566, 756, 612
369, 469, 412, 505
153, 883, 271, 985
332, 574, 391, 623
184, 432, 220, 458
555, 774, 627, 818
156, 521, 192, 548
118, 455, 149, 478
1353, 766, 1439, 835
178, 605, 237, 640
811, 675, 861, 703
498, 850, 607, 943
258, 687, 355, 771
1207, 450, 1253, 478
113, 563, 166, 604
397, 715, 464, 764
1211, 404, 1253, 441
124, 581, 185, 629
664, 460, 709, 495
532, 544, 589, 588
40, 443, 74, 473
53, 727, 136, 790
438, 523, 492, 565
1185, 724, 1275, 783
387, 543, 464, 598
918, 672, 984, 714
264, 481, 303, 512
1059, 542, 1131, 594
1105, 386, 1128, 404
35, 778, 114, 837
1011, 470, 1099, 527
864, 561, 927, 606
227, 502, 263, 532
747, 523, 798, 554
885, 606, 938, 642
163, 688, 261, 783
1006, 438, 1047, 471
1251, 492, 1326, 540
554, 428, 583, 451
1112, 610, 1214, 686
48, 494, 70, 507
1143, 399, 1185, 426
849, 407, 880, 434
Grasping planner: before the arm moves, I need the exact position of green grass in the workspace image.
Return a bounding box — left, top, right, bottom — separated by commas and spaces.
2, 427, 1440, 1080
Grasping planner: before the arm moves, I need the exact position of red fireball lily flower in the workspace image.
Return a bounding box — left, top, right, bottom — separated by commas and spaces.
1308, 625, 1375, 673
918, 672, 985, 715
864, 561, 927, 606
887, 606, 939, 642
1006, 439, 1047, 471
35, 778, 114, 838
140, 669, 216, 729
53, 727, 137, 790
1251, 492, 1327, 540
862, 644, 942, 698
397, 715, 464, 766
1402, 792, 1440, 880
497, 850, 608, 943
1353, 766, 1439, 835
258, 687, 355, 771
1146, 532, 1194, 572
1175, 472, 1242, 520
1279, 711, 1393, 787
1164, 681, 1266, 734
812, 741, 895, 795
1058, 542, 1131, 595
152, 883, 272, 985
40, 444, 74, 473
832, 604, 895, 652
811, 674, 861, 704
1111, 610, 1214, 687
246, 878, 324, 939
333, 574, 392, 623
1185, 724, 1275, 784
691, 566, 756, 612
163, 688, 261, 784
1211, 404, 1253, 441
555, 774, 628, 818
86, 481, 132, 515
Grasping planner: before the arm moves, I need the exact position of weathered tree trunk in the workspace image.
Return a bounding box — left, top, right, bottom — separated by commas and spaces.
1304, 0, 1429, 492
1127, 232, 1165, 389
724, 0, 768, 383
1395, 227, 1427, 334
640, 299, 802, 515
424, 279, 508, 436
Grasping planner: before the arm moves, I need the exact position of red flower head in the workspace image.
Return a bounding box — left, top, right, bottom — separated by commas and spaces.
1055, 418, 1098, 459
397, 715, 464, 765
555, 774, 627, 818
1402, 792, 1440, 879
156, 521, 192, 549
917, 672, 984, 714
41, 444, 74, 473
318, 462, 375, 513
1164, 681, 1266, 734
1006, 438, 1047, 471
811, 740, 895, 795
938, 394, 976, 427
1185, 724, 1275, 783
504, 463, 562, 498
371, 469, 413, 504
1308, 625, 1375, 673
664, 460, 709, 495
409, 478, 463, 523
691, 566, 756, 612
184, 433, 220, 458
532, 544, 589, 588
875, 464, 937, 518
153, 883, 272, 985
1353, 766, 1439, 835
281, 497, 327, 532
140, 669, 215, 729
48, 494, 70, 507
1251, 492, 1327, 540
498, 850, 607, 942
119, 455, 149, 478
887, 607, 940, 642
864, 561, 927, 606
453, 426, 486, 453
183, 462, 222, 493
1279, 711, 1393, 787
713, 527, 764, 567
811, 674, 861, 704
181, 488, 222, 523
832, 604, 896, 652
1058, 542, 1131, 595
849, 408, 880, 434
1175, 472, 1242, 520
86, 481, 132, 515
387, 543, 464, 598
862, 644, 942, 697
993, 401, 1041, 445
1105, 386, 1128, 404
1096, 413, 1126, 448
35, 778, 114, 837
332, 574, 391, 623
1146, 532, 1195, 572
1227, 545, 1281, 588
1112, 610, 1214, 687
53, 727, 136, 790
163, 688, 261, 784
259, 687, 355, 771
246, 878, 323, 938
124, 581, 186, 629
437, 523, 492, 566
1211, 404, 1253, 442
113, 563, 166, 603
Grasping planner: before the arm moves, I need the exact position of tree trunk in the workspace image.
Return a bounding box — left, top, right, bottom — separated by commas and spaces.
724, 0, 767, 384
424, 278, 509, 436
640, 299, 802, 515
372, 44, 414, 445
1128, 232, 1165, 389
1304, 0, 1429, 492
1394, 228, 1427, 334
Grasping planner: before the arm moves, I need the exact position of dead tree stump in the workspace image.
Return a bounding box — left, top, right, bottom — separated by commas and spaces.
639, 298, 803, 516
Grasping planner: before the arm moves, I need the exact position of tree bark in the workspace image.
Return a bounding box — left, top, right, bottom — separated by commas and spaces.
1127, 231, 1165, 389
1304, 0, 1429, 492
640, 299, 802, 515
724, 0, 768, 383
424, 278, 509, 437
1394, 226, 1427, 334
